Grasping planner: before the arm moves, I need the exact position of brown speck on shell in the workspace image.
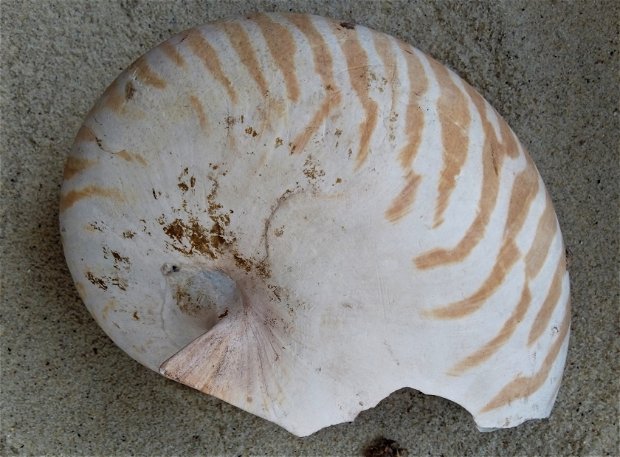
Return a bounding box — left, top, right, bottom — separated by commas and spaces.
125, 81, 136, 100
86, 272, 107, 290
244, 126, 258, 137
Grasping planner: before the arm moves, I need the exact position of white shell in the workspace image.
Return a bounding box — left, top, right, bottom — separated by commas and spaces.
60, 13, 570, 436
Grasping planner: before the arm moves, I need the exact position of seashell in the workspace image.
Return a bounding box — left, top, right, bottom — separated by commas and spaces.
60, 12, 570, 436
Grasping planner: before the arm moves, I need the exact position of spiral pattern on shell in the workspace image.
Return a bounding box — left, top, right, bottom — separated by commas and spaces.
60, 13, 570, 436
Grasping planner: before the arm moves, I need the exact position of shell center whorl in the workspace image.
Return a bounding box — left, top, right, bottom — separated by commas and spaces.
160, 263, 243, 346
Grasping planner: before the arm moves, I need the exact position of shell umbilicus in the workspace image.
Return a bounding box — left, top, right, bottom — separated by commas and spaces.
60, 13, 570, 436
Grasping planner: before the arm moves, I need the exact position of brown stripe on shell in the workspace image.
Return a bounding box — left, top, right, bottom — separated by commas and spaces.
472, 87, 520, 163
414, 146, 496, 268
414, 82, 520, 269
160, 41, 186, 68
290, 98, 332, 155
252, 14, 300, 103
129, 56, 167, 89
189, 95, 208, 130
219, 21, 268, 96
497, 111, 520, 159
97, 56, 167, 113
372, 32, 398, 116
184, 29, 238, 103
430, 58, 471, 228
75, 125, 98, 144
60, 186, 123, 212
397, 43, 428, 170
428, 240, 520, 319
450, 191, 557, 372
528, 257, 567, 346
427, 164, 539, 318
63, 156, 96, 180
286, 14, 341, 154
480, 303, 570, 413
503, 163, 540, 241
336, 24, 379, 169
450, 284, 532, 375
525, 194, 558, 279
101, 80, 125, 113
385, 171, 421, 222
116, 150, 148, 166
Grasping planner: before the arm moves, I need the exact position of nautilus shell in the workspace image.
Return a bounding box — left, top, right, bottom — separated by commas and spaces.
60, 13, 571, 436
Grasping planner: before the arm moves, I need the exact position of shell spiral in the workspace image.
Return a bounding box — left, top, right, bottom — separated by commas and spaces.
60, 13, 570, 436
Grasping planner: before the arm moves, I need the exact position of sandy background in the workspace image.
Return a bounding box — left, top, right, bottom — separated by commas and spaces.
1, 0, 618, 455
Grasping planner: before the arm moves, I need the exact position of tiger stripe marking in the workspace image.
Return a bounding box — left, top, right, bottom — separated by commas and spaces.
528, 257, 566, 346
337, 26, 379, 169
189, 95, 208, 130
184, 29, 238, 103
290, 97, 331, 155
428, 240, 520, 319
219, 21, 269, 96
497, 115, 520, 159
75, 125, 98, 144
397, 44, 428, 170
63, 156, 96, 180
381, 44, 428, 223
427, 165, 539, 319
449, 285, 531, 375
481, 303, 570, 413
160, 41, 186, 68
525, 195, 558, 279
102, 80, 125, 112
414, 138, 498, 269
372, 33, 398, 115
99, 56, 167, 113
430, 58, 471, 228
252, 14, 300, 103
60, 186, 123, 212
414, 83, 520, 269
451, 194, 557, 373
503, 163, 540, 240
130, 56, 167, 89
116, 150, 148, 166
385, 172, 421, 222
287, 14, 340, 154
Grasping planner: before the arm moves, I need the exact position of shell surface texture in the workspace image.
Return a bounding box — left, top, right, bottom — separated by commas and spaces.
60, 13, 571, 437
